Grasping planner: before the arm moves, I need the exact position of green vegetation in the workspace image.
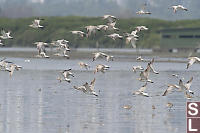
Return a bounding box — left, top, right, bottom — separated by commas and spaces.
0, 16, 200, 48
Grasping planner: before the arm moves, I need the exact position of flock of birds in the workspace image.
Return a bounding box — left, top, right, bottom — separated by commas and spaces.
0, 3, 199, 111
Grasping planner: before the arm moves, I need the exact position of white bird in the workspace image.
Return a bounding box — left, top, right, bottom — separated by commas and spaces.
106, 33, 123, 41
130, 30, 139, 37
94, 64, 110, 74
36, 51, 50, 58
100, 53, 114, 61
29, 18, 44, 29
0, 29, 13, 39
169, 5, 188, 13
136, 10, 151, 15
54, 52, 69, 59
148, 58, 159, 74
179, 77, 194, 94
70, 31, 86, 37
138, 58, 158, 83
0, 40, 4, 46
52, 39, 70, 58
136, 56, 144, 61
58, 69, 74, 83
52, 39, 70, 51
133, 83, 149, 97
184, 91, 193, 100
166, 103, 173, 110
97, 25, 109, 31
0, 58, 12, 70
124, 30, 139, 38
107, 21, 119, 31
83, 78, 98, 96
126, 36, 138, 48
6, 63, 22, 77
85, 26, 100, 37
135, 26, 148, 32
78, 62, 90, 70
74, 78, 98, 96
172, 74, 179, 78
34, 42, 49, 58
138, 63, 153, 83
133, 66, 144, 73
186, 57, 200, 69
162, 84, 181, 96
92, 52, 104, 61
102, 15, 117, 23
136, 4, 151, 15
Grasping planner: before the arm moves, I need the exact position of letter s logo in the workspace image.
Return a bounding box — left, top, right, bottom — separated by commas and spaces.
188, 103, 198, 116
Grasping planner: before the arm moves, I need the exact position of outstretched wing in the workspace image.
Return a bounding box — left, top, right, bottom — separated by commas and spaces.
162, 85, 174, 96
138, 83, 147, 92
90, 78, 96, 91
1, 29, 6, 37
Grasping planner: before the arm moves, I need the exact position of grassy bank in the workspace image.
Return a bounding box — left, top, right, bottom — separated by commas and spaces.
0, 16, 200, 48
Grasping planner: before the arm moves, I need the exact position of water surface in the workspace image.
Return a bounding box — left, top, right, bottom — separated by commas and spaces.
0, 55, 200, 133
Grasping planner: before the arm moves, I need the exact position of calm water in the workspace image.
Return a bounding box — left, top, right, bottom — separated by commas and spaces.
0, 56, 200, 133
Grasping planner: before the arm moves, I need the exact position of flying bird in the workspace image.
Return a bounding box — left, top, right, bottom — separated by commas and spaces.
0, 40, 4, 46
74, 78, 98, 96
136, 56, 144, 61
186, 57, 200, 69
34, 42, 49, 58
133, 83, 149, 97
58, 69, 74, 83
162, 84, 181, 96
126, 36, 138, 48
0, 29, 13, 39
70, 31, 86, 37
78, 62, 90, 70
135, 26, 148, 32
179, 77, 194, 94
100, 53, 114, 61
102, 15, 117, 23
6, 63, 22, 77
107, 21, 119, 31
29, 18, 44, 29
136, 3, 151, 15
94, 64, 110, 74
169, 5, 188, 13
133, 66, 144, 73
105, 33, 123, 41
85, 26, 100, 37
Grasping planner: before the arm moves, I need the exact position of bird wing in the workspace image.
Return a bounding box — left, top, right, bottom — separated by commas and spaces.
34, 19, 41, 25
149, 64, 159, 74
90, 78, 96, 91
138, 83, 147, 92
109, 21, 116, 28
107, 16, 115, 23
131, 30, 138, 35
9, 64, 15, 77
126, 36, 137, 48
130, 38, 136, 48
187, 58, 196, 69
196, 57, 200, 62
6, 31, 11, 36
185, 77, 193, 90
162, 85, 174, 96
178, 79, 186, 91
100, 52, 108, 57
1, 30, 6, 37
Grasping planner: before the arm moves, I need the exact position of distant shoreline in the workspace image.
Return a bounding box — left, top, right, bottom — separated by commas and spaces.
0, 47, 197, 63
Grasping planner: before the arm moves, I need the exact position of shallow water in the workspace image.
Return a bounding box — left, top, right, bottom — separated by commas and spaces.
0, 56, 200, 133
